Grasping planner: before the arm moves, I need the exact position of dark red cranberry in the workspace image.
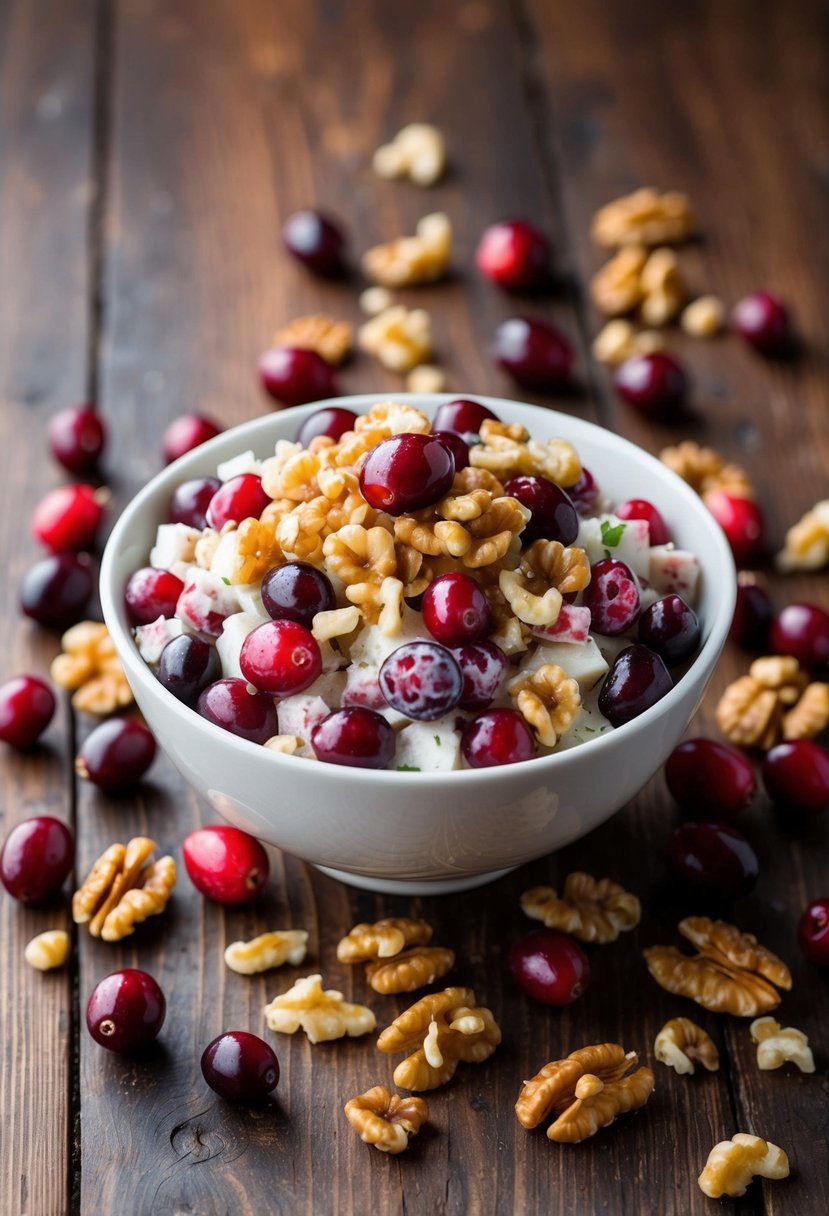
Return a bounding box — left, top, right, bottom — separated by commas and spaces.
0, 676, 56, 749
503, 475, 578, 545
665, 738, 756, 820
48, 405, 106, 474
206, 474, 270, 530
638, 594, 700, 665
162, 413, 223, 464
508, 928, 590, 1006
452, 641, 507, 710
311, 707, 395, 769
75, 719, 157, 791
730, 576, 773, 650
282, 209, 346, 277
157, 635, 222, 705
359, 433, 455, 515
431, 430, 470, 471
615, 499, 670, 546
461, 708, 536, 767
598, 644, 673, 727
197, 678, 278, 745
770, 603, 829, 670
567, 466, 600, 517
202, 1031, 279, 1102
295, 406, 357, 447
583, 558, 641, 636
798, 899, 829, 966
762, 740, 829, 816
422, 573, 492, 647
240, 620, 322, 696
732, 292, 792, 355
431, 398, 500, 439
124, 567, 185, 626
379, 642, 462, 721
182, 825, 269, 904
613, 352, 687, 413
86, 969, 166, 1053
261, 562, 334, 627
492, 316, 574, 391
703, 490, 766, 567
259, 346, 338, 407
475, 219, 552, 292
0, 816, 73, 904
665, 821, 759, 901
20, 552, 94, 628
31, 484, 106, 552
169, 476, 221, 529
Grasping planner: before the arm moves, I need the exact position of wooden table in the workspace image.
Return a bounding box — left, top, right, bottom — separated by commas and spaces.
1, 1, 827, 1212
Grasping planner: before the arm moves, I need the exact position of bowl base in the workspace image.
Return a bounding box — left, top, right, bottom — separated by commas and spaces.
313, 864, 518, 896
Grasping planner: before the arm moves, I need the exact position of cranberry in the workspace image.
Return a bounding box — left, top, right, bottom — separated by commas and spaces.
19, 552, 94, 628
162, 413, 223, 464
182, 824, 269, 904
169, 476, 221, 529
598, 644, 673, 727
431, 430, 470, 472
770, 603, 829, 670
613, 352, 687, 413
665, 821, 759, 901
431, 398, 500, 439
638, 594, 700, 665
359, 433, 455, 516
461, 709, 536, 767
567, 466, 600, 517
492, 316, 574, 391
124, 567, 185, 626
31, 484, 106, 552
0, 676, 56, 748
503, 475, 578, 545
205, 473, 270, 530
261, 562, 334, 627
240, 620, 321, 696
295, 406, 357, 447
75, 719, 157, 791
86, 969, 165, 1053
282, 209, 346, 277
422, 573, 492, 647
730, 576, 773, 650
202, 1031, 279, 1103
197, 678, 278, 745
762, 740, 829, 816
615, 499, 670, 546
508, 928, 590, 1006
311, 707, 395, 769
703, 490, 766, 567
583, 558, 640, 636
732, 292, 792, 355
475, 219, 552, 291
158, 635, 222, 705
452, 641, 507, 710
379, 642, 462, 721
259, 346, 338, 407
797, 899, 829, 966
48, 405, 106, 474
0, 816, 73, 904
665, 738, 756, 820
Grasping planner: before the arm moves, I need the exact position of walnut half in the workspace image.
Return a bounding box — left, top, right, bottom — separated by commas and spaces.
654, 1017, 719, 1075
521, 873, 641, 944
749, 1016, 815, 1073
344, 1086, 428, 1154
377, 987, 501, 1091
72, 837, 176, 942
698, 1133, 789, 1199
263, 974, 375, 1044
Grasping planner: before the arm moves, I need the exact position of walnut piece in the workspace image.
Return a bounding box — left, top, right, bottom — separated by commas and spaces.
272, 313, 353, 365
591, 187, 696, 249
263, 974, 376, 1043
681, 295, 725, 337
359, 286, 394, 316
72, 837, 176, 942
698, 1133, 789, 1199
232, 517, 283, 584
639, 247, 685, 326
377, 986, 501, 1091
750, 1016, 815, 1073
224, 930, 309, 975
358, 304, 433, 373
716, 656, 825, 748
405, 364, 446, 393
24, 929, 70, 971
373, 122, 446, 187
776, 499, 829, 572
344, 1085, 429, 1155
660, 440, 753, 498
361, 212, 451, 288
591, 319, 666, 365
782, 681, 829, 740
590, 246, 647, 316
520, 873, 641, 943
470, 423, 581, 488
366, 946, 455, 994
520, 539, 591, 596
507, 664, 582, 748
51, 621, 134, 716
653, 1017, 719, 1075
337, 917, 433, 963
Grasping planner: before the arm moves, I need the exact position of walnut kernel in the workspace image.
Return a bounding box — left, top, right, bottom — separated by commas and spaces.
361, 212, 451, 288
344, 1085, 428, 1155
591, 187, 695, 249
272, 313, 352, 365
366, 946, 455, 994
653, 1017, 719, 1075
72, 837, 176, 942
749, 1016, 815, 1073
224, 930, 309, 975
776, 499, 829, 572
24, 929, 70, 971
377, 987, 501, 1091
358, 305, 433, 372
406, 364, 446, 393
263, 974, 376, 1043
521, 873, 641, 943
373, 122, 446, 187
336, 917, 433, 963
507, 664, 582, 747
51, 621, 134, 716
681, 295, 725, 337
698, 1133, 789, 1199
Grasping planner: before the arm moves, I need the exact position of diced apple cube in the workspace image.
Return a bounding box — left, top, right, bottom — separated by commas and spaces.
235, 583, 269, 621
513, 637, 609, 691
577, 514, 650, 578
150, 523, 201, 572
342, 664, 387, 710
394, 715, 462, 772
176, 568, 239, 637
216, 612, 262, 679
532, 604, 591, 646
134, 616, 187, 665
348, 608, 424, 668
217, 450, 262, 482
648, 545, 700, 605
209, 531, 241, 583
277, 695, 330, 757
303, 670, 347, 707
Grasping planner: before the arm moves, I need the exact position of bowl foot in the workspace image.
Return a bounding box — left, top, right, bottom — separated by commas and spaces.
313, 864, 518, 896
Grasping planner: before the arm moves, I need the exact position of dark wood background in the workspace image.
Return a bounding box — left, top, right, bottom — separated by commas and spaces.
1, 1, 827, 1213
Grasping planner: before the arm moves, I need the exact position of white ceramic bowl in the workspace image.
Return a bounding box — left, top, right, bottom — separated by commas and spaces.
100, 394, 735, 895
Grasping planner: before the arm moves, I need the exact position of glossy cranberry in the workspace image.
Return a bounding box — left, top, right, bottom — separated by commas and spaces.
508, 928, 590, 1006
157, 635, 221, 705
359, 433, 455, 515
431, 398, 500, 439
31, 484, 106, 552
202, 1031, 279, 1103
76, 719, 157, 791
461, 708, 536, 767
197, 678, 278, 745
615, 499, 670, 546
493, 316, 574, 391
503, 475, 578, 545
762, 740, 829, 816
259, 346, 338, 407
422, 573, 492, 647
638, 595, 700, 665
770, 603, 829, 670
379, 642, 462, 721
261, 562, 334, 627
20, 552, 94, 628
311, 707, 395, 769
665, 738, 756, 820
295, 406, 357, 447
282, 209, 346, 276
182, 825, 269, 904
205, 473, 270, 530
567, 466, 600, 517
0, 676, 56, 749
431, 429, 470, 471
48, 405, 106, 474
583, 558, 640, 636
732, 292, 792, 355
169, 476, 221, 529
797, 899, 829, 966
240, 620, 322, 697
730, 576, 773, 650
598, 644, 673, 727
703, 490, 766, 567
665, 821, 759, 900
86, 969, 166, 1053
0, 816, 73, 904
613, 352, 687, 413
452, 641, 507, 710
124, 567, 185, 626
476, 219, 552, 291
162, 413, 223, 464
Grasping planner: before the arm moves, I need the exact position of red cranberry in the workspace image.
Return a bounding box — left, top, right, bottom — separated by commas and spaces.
503, 475, 578, 545
732, 292, 792, 355
282, 209, 346, 277
311, 707, 395, 769
169, 476, 221, 529
19, 552, 94, 628
422, 573, 492, 647
730, 576, 773, 650
86, 969, 165, 1053
379, 642, 462, 721
240, 620, 322, 696
75, 719, 157, 791
359, 433, 455, 516
431, 430, 470, 471
567, 466, 600, 517
452, 641, 507, 710
583, 558, 641, 636
206, 473, 270, 530
665, 738, 756, 820
202, 1031, 279, 1103
797, 899, 829, 966
31, 484, 106, 553
461, 708, 536, 767
493, 316, 574, 391
665, 821, 759, 900
0, 676, 56, 749
508, 928, 590, 1005
638, 594, 700, 665
182, 825, 269, 904
613, 352, 687, 413
431, 398, 500, 439
762, 740, 829, 816
295, 406, 357, 447
261, 562, 334, 627
48, 405, 106, 474
770, 603, 829, 670
197, 678, 278, 745
124, 567, 185, 626
259, 346, 338, 407
615, 499, 670, 546
0, 816, 73, 904
703, 490, 766, 567
598, 644, 673, 727
157, 635, 222, 705
162, 413, 223, 464
476, 219, 552, 291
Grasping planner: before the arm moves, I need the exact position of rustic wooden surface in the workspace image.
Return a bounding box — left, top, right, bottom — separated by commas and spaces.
0, 1, 827, 1213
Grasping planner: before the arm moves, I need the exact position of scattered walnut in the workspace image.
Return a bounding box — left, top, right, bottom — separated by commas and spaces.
681, 295, 725, 338
591, 319, 666, 365
311, 605, 360, 645
782, 681, 829, 740
716, 656, 824, 748
358, 305, 433, 372
777, 499, 829, 572
263, 974, 376, 1043
591, 187, 695, 249
362, 212, 451, 288
366, 946, 455, 995
653, 1017, 719, 1075
470, 424, 582, 488
406, 364, 446, 393
750, 1017, 815, 1073
263, 734, 302, 755
359, 285, 394, 315
698, 1133, 790, 1199
337, 917, 433, 963
344, 1085, 429, 1155
24, 929, 70, 971
659, 440, 754, 498
507, 664, 582, 747
715, 674, 782, 749
377, 986, 501, 1091
590, 246, 647, 316
520, 873, 641, 943
373, 122, 446, 186
72, 837, 176, 942
224, 930, 309, 975
499, 568, 562, 628
639, 247, 685, 326
272, 313, 353, 365
51, 621, 134, 716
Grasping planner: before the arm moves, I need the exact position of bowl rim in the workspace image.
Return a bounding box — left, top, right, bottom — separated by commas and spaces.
100, 392, 736, 785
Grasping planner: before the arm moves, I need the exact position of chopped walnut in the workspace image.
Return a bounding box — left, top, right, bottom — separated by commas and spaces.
272, 313, 353, 365
654, 1017, 719, 1075
366, 946, 455, 994
323, 524, 396, 588
499, 568, 562, 628
344, 1086, 429, 1155
681, 295, 725, 338
24, 929, 70, 971
359, 286, 394, 316
263, 974, 376, 1043
782, 680, 829, 740
470, 423, 582, 488
312, 605, 361, 644
377, 986, 500, 1091
261, 443, 321, 503
337, 917, 433, 963
590, 246, 647, 316
639, 247, 685, 326
451, 466, 505, 497
51, 621, 134, 716
591, 319, 666, 365
362, 212, 451, 288
396, 497, 529, 570
406, 364, 446, 393
520, 873, 641, 943
716, 656, 823, 748
750, 1017, 815, 1073
72, 837, 176, 942
373, 122, 446, 187
224, 930, 309, 975
232, 517, 283, 584
715, 674, 782, 749
520, 539, 591, 596
507, 664, 582, 747
659, 440, 754, 499
263, 734, 301, 755
354, 399, 433, 439
591, 187, 695, 249
358, 305, 433, 372
698, 1133, 790, 1199
777, 499, 829, 572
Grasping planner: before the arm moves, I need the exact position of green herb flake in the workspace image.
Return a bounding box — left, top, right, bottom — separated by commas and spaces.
600, 520, 626, 548
221, 576, 231, 585
396, 764, 421, 772
434, 735, 441, 746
